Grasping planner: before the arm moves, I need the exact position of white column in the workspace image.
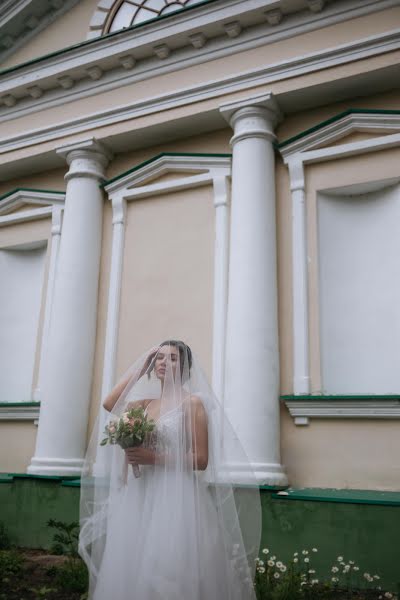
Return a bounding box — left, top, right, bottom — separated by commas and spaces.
211, 172, 230, 406
33, 206, 63, 402
28, 139, 111, 476
287, 157, 310, 395
95, 192, 127, 470
220, 94, 288, 486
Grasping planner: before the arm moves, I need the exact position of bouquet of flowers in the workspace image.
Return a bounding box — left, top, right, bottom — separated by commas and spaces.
100, 406, 156, 478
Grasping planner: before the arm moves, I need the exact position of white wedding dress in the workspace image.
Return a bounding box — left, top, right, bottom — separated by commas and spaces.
93, 404, 251, 600
80, 344, 260, 600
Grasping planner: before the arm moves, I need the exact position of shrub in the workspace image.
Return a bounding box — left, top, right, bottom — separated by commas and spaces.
0, 522, 11, 550
0, 548, 23, 580
47, 519, 88, 593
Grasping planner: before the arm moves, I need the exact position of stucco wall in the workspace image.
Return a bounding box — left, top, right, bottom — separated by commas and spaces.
1, 0, 100, 70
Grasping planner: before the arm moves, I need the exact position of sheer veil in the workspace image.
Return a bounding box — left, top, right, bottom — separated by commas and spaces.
79, 341, 261, 600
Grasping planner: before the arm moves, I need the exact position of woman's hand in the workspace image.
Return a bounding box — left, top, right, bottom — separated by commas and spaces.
125, 447, 156, 466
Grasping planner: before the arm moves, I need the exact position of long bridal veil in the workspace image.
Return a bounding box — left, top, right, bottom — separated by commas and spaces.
79, 342, 261, 600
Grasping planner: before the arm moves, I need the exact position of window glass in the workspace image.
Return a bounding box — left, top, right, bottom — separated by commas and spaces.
107, 0, 205, 32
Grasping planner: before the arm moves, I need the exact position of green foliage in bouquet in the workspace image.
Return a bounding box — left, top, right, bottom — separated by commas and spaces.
100, 406, 156, 450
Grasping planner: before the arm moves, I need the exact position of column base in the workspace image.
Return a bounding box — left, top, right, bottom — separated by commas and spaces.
27, 456, 84, 477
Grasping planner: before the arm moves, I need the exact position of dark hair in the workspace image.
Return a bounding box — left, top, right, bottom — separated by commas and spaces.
159, 339, 192, 375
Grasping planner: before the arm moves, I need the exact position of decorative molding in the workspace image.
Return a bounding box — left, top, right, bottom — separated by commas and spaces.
0, 189, 66, 404
0, 29, 399, 159
0, 402, 40, 422
0, 1, 398, 122
99, 154, 231, 451
287, 158, 309, 395
104, 153, 231, 193
0, 0, 81, 65
280, 114, 400, 399
282, 396, 400, 426
0, 188, 65, 216
279, 110, 400, 158
33, 205, 64, 402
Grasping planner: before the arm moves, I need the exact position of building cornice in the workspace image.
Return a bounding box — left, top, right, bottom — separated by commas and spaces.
0, 0, 398, 120
282, 395, 400, 426
1, 30, 400, 173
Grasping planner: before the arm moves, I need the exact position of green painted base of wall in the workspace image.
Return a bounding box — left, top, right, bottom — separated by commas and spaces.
260, 490, 400, 592
1, 475, 399, 591
0, 474, 80, 549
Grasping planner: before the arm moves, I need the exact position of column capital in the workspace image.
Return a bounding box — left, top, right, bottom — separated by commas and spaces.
56, 137, 112, 182
220, 93, 282, 145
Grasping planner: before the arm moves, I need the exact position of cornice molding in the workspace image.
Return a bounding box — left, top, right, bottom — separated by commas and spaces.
0, 0, 398, 120
279, 110, 400, 159
282, 396, 400, 426
1, 30, 400, 165
0, 402, 40, 423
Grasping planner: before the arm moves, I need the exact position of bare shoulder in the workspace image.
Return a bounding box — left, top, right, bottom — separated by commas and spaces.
185, 395, 207, 418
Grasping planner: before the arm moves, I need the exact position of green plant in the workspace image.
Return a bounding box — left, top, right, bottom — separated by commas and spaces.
0, 548, 23, 580
46, 519, 88, 593
0, 522, 11, 550
53, 560, 88, 593
28, 586, 58, 599
47, 519, 80, 558
254, 546, 398, 600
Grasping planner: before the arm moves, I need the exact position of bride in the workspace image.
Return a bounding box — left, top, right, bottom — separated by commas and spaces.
79, 340, 261, 600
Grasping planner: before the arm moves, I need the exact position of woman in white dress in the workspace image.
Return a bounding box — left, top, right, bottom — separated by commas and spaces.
79, 340, 261, 600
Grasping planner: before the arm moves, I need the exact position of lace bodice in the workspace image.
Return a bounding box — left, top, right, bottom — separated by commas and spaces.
143, 404, 183, 452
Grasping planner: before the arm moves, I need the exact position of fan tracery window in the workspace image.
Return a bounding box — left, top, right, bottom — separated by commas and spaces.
106, 0, 205, 33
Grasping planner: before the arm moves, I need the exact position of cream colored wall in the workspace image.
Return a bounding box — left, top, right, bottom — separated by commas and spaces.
0, 422, 38, 473
0, 168, 66, 198
1, 0, 100, 70
116, 184, 214, 378
281, 411, 400, 491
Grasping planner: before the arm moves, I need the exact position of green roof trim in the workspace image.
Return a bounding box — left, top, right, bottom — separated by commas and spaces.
0, 188, 65, 203
0, 402, 40, 407
102, 152, 232, 188
278, 109, 400, 149
0, 0, 219, 78
61, 479, 81, 488
281, 395, 400, 401
0, 472, 80, 483
272, 487, 400, 506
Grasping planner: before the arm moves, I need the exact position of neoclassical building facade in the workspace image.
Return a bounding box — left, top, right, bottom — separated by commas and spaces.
1, 3, 400, 568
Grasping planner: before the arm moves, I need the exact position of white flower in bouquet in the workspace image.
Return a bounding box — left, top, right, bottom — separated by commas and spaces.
101, 406, 156, 478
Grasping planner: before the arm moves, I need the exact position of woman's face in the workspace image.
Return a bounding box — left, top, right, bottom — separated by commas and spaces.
154, 345, 179, 381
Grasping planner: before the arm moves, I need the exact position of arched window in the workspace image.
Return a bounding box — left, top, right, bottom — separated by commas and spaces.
106, 0, 205, 33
